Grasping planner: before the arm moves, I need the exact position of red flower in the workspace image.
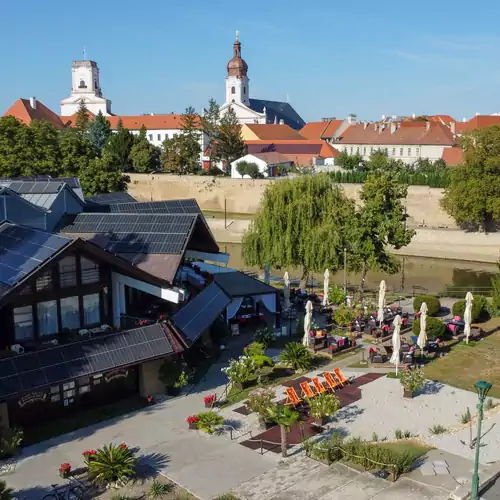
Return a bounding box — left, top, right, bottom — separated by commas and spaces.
82, 449, 96, 457
147, 395, 154, 403
186, 415, 199, 424
120, 443, 128, 449
59, 463, 71, 472
203, 394, 216, 404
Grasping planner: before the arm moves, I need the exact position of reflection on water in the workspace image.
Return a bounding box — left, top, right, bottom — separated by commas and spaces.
219, 243, 497, 295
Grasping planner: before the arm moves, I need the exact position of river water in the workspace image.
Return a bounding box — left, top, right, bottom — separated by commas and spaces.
217, 242, 497, 296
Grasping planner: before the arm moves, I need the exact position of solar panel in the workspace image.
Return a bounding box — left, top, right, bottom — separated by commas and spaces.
0, 224, 71, 286
85, 192, 137, 204
8, 181, 63, 195
0, 324, 174, 398
105, 199, 201, 214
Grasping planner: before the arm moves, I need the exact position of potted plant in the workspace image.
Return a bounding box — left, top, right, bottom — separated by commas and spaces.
82, 449, 97, 467
146, 395, 155, 406
221, 355, 258, 391
196, 411, 225, 434
399, 367, 425, 398
158, 360, 186, 396
59, 462, 71, 479
307, 393, 341, 426
87, 443, 137, 488
204, 394, 216, 408
279, 342, 312, 373
246, 388, 276, 430
186, 415, 199, 430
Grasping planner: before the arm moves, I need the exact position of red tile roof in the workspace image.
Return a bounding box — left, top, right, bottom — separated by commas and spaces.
299, 121, 330, 140
250, 152, 294, 164
61, 114, 202, 130
321, 120, 344, 138
457, 115, 500, 134
3, 98, 65, 129
336, 121, 457, 146
428, 115, 456, 125
245, 140, 339, 158
442, 147, 464, 165
245, 124, 305, 140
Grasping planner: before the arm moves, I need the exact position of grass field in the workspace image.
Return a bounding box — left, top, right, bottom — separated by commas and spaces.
424, 331, 500, 398
377, 440, 431, 461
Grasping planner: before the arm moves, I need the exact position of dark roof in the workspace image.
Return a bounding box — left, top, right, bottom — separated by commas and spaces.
118, 253, 183, 283
213, 271, 277, 297
84, 199, 202, 215
0, 323, 179, 399
85, 192, 137, 205
172, 283, 230, 343
0, 177, 81, 190
249, 99, 306, 130
0, 223, 72, 292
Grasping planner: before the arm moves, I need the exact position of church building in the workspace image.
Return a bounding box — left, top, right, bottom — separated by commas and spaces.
219, 33, 305, 130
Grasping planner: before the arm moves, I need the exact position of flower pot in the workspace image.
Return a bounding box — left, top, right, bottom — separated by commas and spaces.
59, 470, 70, 479
259, 419, 275, 431
204, 401, 214, 408
188, 422, 198, 430
403, 389, 414, 399
234, 381, 253, 391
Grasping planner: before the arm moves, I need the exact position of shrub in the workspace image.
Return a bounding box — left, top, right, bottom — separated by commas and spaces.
333, 304, 356, 327
413, 295, 441, 315
307, 393, 341, 420
412, 317, 446, 340
88, 443, 137, 486
279, 342, 312, 372
460, 408, 472, 424
485, 398, 497, 411
246, 388, 275, 423
196, 411, 224, 434
328, 285, 345, 306
254, 327, 276, 347
429, 424, 447, 435
158, 359, 183, 389
399, 367, 425, 393
394, 429, 414, 439
0, 428, 23, 459
452, 296, 488, 322
148, 480, 173, 498
0, 480, 13, 500
244, 342, 274, 368
221, 355, 258, 385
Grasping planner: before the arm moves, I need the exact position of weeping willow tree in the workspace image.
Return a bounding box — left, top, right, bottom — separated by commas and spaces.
242, 174, 355, 287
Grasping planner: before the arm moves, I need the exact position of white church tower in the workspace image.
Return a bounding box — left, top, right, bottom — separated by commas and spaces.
60, 58, 112, 116
225, 32, 250, 105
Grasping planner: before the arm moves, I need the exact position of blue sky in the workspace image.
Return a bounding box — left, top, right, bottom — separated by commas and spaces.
1, 0, 500, 122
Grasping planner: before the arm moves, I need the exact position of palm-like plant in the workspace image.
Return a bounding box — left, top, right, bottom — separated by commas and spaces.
149, 480, 173, 498
196, 411, 225, 434
0, 481, 13, 500
266, 404, 300, 457
279, 342, 312, 372
88, 443, 137, 487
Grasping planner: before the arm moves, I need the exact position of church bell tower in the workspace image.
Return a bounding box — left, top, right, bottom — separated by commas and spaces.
225, 32, 250, 106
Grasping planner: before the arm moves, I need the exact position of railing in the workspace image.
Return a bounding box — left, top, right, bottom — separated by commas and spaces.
243, 437, 284, 455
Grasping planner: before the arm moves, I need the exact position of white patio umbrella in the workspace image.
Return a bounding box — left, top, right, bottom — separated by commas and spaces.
263, 264, 271, 285
464, 292, 474, 344
302, 300, 313, 347
417, 302, 428, 359
377, 280, 386, 326
283, 272, 290, 310
390, 315, 402, 375
322, 269, 330, 307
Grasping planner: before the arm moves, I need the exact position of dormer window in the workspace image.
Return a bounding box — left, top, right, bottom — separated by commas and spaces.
79, 79, 87, 89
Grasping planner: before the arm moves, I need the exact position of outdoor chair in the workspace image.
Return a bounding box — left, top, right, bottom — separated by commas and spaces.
300, 381, 317, 399
400, 343, 410, 354
312, 377, 328, 394
384, 345, 394, 357
369, 348, 384, 364
284, 387, 303, 407
410, 335, 419, 345
334, 368, 350, 386
401, 352, 414, 364
323, 371, 341, 391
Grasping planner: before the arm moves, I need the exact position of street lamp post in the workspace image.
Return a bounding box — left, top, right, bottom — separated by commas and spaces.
471, 380, 493, 499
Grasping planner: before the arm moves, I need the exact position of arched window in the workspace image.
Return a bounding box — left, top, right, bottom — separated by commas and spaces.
232, 99, 235, 103
231, 86, 235, 94
78, 79, 87, 89
243, 87, 246, 94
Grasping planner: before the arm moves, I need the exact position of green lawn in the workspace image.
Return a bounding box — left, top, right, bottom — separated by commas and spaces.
377, 440, 431, 461
424, 332, 500, 398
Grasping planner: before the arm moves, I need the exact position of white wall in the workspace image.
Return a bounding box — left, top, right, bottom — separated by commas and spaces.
231, 154, 269, 178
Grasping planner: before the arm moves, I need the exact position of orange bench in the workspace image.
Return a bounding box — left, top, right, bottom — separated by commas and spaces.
334, 368, 350, 386
284, 386, 303, 407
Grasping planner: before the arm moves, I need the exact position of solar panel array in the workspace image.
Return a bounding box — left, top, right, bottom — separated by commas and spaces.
0, 324, 174, 398
106, 199, 201, 214
85, 192, 137, 204
60, 213, 197, 254
0, 224, 71, 286
173, 283, 230, 342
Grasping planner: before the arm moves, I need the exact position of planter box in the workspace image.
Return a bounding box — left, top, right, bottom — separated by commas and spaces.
259, 420, 275, 431
403, 390, 414, 399
188, 422, 198, 430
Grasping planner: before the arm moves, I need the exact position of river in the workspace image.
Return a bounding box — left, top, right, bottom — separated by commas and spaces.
217, 242, 497, 296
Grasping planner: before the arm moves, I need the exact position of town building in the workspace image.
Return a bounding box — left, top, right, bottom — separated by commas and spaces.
230, 152, 293, 178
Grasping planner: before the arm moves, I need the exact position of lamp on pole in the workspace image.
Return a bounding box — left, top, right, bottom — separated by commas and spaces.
471, 380, 492, 499
343, 247, 347, 296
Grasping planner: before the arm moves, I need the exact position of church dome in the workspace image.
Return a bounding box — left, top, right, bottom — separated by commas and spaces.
227, 32, 248, 78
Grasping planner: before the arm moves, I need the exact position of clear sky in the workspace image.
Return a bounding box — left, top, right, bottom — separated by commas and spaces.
1, 0, 500, 122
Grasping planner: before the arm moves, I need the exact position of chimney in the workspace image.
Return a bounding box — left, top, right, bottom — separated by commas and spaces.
426, 121, 431, 131
450, 121, 456, 134
29, 97, 36, 110
374, 123, 378, 131
390, 122, 397, 134
381, 114, 386, 121
364, 122, 368, 130
476, 112, 480, 116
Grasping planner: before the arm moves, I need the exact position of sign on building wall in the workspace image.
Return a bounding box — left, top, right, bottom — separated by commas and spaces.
104, 369, 129, 383
18, 391, 48, 408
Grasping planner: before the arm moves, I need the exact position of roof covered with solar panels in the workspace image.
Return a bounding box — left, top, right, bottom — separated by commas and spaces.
0, 176, 84, 202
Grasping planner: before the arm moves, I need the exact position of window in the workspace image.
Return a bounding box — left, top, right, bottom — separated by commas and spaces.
157, 134, 161, 141
13, 306, 33, 341
51, 394, 61, 402
78, 79, 87, 89
356, 147, 359, 154
400, 148, 403, 156
79, 385, 90, 395
385, 148, 388, 154
416, 147, 420, 156
50, 386, 59, 394
59, 256, 77, 288
243, 87, 246, 94
391, 148, 396, 156
363, 147, 366, 155
370, 147, 373, 154
81, 257, 99, 284
231, 86, 235, 94
37, 300, 58, 336
148, 134, 153, 141
63, 381, 75, 391
83, 294, 100, 326
350, 147, 353, 154
36, 270, 52, 291
60, 296, 80, 330
408, 148, 411, 156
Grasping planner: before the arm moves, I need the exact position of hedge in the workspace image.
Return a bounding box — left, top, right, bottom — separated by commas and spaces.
327, 171, 449, 188
413, 295, 441, 315
412, 317, 447, 340
452, 296, 489, 323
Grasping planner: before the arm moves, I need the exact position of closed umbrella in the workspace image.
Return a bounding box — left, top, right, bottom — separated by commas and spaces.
283, 272, 291, 310
378, 280, 386, 327
263, 264, 271, 285
390, 315, 402, 375
464, 292, 474, 344
323, 269, 330, 307
302, 300, 313, 347
417, 302, 428, 358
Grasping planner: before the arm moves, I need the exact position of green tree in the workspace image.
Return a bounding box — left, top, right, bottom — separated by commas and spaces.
442, 126, 500, 231
75, 101, 91, 132
178, 106, 201, 173
79, 156, 130, 196
266, 405, 299, 457
336, 151, 365, 171
0, 116, 34, 177
58, 128, 96, 176
28, 120, 61, 176
235, 160, 262, 178
88, 110, 111, 156
214, 107, 246, 174
130, 125, 159, 172
161, 134, 199, 175
201, 98, 220, 143
104, 119, 134, 171
242, 174, 354, 287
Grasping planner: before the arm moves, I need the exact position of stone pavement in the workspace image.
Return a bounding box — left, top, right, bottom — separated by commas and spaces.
232, 454, 450, 499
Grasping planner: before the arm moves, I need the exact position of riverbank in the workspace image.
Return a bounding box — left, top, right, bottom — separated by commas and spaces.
207, 218, 500, 264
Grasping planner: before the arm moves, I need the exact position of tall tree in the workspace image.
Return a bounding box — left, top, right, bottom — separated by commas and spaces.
214, 107, 246, 174
179, 106, 201, 173
58, 128, 96, 176
336, 151, 365, 171
161, 134, 198, 174
0, 116, 33, 177
242, 174, 355, 287
75, 101, 91, 132
28, 120, 61, 176
442, 126, 500, 231
130, 125, 159, 172
88, 110, 111, 156
201, 98, 220, 142
79, 156, 130, 196
104, 119, 134, 171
